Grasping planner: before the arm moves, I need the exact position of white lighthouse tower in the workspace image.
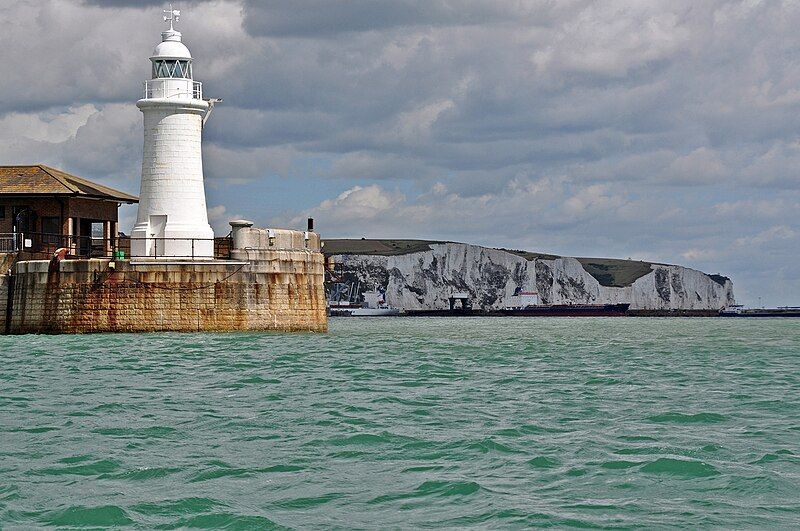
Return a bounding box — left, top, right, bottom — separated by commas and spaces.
131, 5, 215, 259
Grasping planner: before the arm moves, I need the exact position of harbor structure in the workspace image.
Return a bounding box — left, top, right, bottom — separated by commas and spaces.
0, 8, 327, 334
130, 6, 216, 259
0, 165, 137, 256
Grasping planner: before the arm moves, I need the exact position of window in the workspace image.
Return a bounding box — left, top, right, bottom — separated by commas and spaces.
152, 59, 192, 79
41, 217, 60, 236
11, 206, 34, 233
152, 60, 173, 78
0, 206, 5, 219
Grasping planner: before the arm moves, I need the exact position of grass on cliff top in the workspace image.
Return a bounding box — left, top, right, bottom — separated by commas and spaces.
321, 239, 718, 288
499, 248, 561, 261
575, 258, 655, 288
322, 239, 444, 256
505, 249, 655, 287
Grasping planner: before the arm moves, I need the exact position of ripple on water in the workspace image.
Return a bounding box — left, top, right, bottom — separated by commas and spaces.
154, 513, 287, 530
640, 458, 720, 478
130, 497, 227, 516
528, 456, 560, 469
646, 412, 728, 423
369, 480, 483, 504
467, 438, 525, 454
189, 466, 252, 483
8, 426, 59, 434
100, 467, 183, 481
40, 505, 134, 527
91, 426, 179, 439
32, 459, 120, 477
600, 460, 641, 470
273, 492, 343, 509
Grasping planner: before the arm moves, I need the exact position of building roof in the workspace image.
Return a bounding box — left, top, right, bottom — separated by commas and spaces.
0, 165, 138, 203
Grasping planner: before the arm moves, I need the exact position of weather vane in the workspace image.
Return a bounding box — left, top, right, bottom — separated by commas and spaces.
163, 3, 180, 30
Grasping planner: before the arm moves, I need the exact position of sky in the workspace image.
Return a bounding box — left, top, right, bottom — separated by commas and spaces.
0, 0, 798, 306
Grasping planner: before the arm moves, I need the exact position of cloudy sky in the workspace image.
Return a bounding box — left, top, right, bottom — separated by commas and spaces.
1, 0, 799, 305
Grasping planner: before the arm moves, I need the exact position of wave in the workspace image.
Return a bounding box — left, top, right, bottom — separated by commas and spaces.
646, 412, 728, 423
640, 458, 720, 477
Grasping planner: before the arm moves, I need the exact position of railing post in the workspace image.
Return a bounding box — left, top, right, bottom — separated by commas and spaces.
191, 239, 195, 260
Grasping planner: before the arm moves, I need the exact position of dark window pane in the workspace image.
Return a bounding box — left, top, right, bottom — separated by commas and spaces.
0, 206, 5, 219
12, 206, 34, 233
42, 217, 60, 235
156, 61, 171, 78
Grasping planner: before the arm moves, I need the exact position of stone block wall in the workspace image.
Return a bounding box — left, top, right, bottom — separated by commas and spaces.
0, 272, 7, 330
6, 251, 327, 334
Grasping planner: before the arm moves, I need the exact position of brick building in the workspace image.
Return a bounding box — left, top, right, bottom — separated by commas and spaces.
0, 165, 138, 255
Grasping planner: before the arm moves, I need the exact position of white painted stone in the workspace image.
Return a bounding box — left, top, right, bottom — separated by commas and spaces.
131, 21, 213, 259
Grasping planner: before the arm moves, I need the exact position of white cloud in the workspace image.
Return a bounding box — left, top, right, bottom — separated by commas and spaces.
0, 104, 97, 143
734, 225, 797, 247
207, 204, 243, 234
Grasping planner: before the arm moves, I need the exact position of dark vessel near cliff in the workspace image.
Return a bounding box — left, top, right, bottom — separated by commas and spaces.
720, 305, 800, 318
499, 303, 630, 317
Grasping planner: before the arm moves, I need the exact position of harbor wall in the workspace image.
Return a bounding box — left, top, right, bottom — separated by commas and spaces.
0, 269, 7, 329
1, 253, 16, 331
4, 228, 327, 334
328, 242, 735, 311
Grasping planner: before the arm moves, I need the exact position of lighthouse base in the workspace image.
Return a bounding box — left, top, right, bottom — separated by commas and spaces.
130, 221, 215, 260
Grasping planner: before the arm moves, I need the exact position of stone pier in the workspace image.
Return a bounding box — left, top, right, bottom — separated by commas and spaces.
2, 224, 327, 334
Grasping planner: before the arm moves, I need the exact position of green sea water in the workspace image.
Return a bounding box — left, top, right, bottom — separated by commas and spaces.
1, 317, 799, 529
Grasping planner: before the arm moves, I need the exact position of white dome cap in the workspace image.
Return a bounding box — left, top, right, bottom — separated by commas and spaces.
151, 29, 192, 59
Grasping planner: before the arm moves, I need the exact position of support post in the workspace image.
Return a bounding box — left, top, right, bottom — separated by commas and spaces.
103, 221, 112, 256
111, 221, 118, 254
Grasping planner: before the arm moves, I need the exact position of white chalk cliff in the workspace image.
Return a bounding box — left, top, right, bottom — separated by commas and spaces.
325, 241, 735, 311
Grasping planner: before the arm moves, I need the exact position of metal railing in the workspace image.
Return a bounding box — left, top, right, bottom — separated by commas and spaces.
142, 80, 203, 100
9, 232, 232, 261
0, 233, 20, 253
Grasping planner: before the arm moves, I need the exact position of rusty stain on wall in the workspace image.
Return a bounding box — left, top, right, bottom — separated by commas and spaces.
6, 253, 327, 334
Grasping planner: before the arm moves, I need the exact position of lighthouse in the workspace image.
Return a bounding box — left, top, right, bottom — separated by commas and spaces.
131, 6, 215, 259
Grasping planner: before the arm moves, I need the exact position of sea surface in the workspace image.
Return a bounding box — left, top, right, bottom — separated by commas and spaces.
1, 317, 799, 529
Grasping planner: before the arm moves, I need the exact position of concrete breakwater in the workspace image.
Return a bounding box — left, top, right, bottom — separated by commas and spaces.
324, 240, 735, 311
2, 225, 327, 334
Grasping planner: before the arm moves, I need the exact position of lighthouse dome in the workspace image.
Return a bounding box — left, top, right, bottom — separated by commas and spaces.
152, 30, 192, 59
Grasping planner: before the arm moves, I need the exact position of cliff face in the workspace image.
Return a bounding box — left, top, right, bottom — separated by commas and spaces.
327, 242, 735, 310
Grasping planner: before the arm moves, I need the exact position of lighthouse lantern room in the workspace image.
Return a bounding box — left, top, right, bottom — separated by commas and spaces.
131, 5, 215, 259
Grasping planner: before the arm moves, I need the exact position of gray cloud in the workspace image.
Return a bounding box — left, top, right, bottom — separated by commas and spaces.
241, 0, 546, 37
